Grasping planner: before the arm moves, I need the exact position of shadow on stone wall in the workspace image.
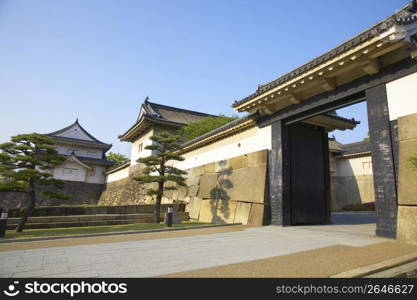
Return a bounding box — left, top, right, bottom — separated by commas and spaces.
100, 150, 268, 226
210, 164, 233, 224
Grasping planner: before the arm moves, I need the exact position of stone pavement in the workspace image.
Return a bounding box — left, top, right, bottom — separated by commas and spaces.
0, 213, 414, 278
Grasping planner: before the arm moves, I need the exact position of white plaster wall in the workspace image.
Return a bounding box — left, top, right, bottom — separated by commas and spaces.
85, 165, 106, 184
106, 165, 130, 183
53, 161, 87, 182
386, 71, 417, 121
55, 144, 103, 159
336, 155, 373, 177
55, 123, 95, 141
131, 129, 155, 166
174, 125, 272, 170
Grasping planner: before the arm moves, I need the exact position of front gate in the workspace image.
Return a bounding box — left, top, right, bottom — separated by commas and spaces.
289, 123, 329, 225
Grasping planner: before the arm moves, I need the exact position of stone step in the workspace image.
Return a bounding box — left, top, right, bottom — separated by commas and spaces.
6, 212, 190, 230
6, 219, 152, 230
7, 213, 189, 224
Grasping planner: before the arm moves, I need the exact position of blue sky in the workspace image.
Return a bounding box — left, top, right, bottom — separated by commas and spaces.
0, 0, 408, 155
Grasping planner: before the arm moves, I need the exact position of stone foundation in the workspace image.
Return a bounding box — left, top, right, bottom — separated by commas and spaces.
397, 112, 417, 243
331, 175, 375, 210
0, 181, 104, 210
99, 150, 268, 226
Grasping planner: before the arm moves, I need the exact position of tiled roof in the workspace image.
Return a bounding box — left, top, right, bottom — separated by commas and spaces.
140, 98, 215, 124
233, 1, 417, 108
181, 112, 258, 149
119, 98, 216, 140
47, 119, 112, 150
340, 140, 371, 156
75, 155, 114, 166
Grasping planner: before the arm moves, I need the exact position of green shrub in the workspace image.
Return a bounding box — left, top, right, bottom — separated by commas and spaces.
180, 115, 238, 142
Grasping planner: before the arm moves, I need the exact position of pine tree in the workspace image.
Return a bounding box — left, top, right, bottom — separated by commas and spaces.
0, 133, 69, 232
133, 131, 187, 223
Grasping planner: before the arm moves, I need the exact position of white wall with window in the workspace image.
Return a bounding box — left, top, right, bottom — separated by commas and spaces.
53, 161, 87, 182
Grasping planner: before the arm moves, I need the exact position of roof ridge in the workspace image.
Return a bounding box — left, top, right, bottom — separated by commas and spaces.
146, 100, 216, 117
46, 119, 111, 146
233, 1, 415, 108
343, 140, 370, 146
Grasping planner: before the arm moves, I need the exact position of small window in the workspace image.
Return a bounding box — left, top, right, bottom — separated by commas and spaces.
87, 169, 95, 176
138, 143, 143, 152
87, 150, 97, 156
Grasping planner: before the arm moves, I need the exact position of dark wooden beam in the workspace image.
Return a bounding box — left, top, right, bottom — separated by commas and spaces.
268, 121, 291, 225
259, 58, 417, 127
366, 84, 398, 238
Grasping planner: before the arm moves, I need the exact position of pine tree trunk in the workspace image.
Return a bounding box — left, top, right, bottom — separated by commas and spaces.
16, 190, 36, 233
154, 181, 164, 223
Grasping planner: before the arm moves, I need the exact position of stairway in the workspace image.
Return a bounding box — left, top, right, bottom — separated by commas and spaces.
6, 212, 189, 230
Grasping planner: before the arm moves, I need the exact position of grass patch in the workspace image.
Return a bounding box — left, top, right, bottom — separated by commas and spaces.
5, 221, 210, 240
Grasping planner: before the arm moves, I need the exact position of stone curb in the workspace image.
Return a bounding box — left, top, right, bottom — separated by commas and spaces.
365, 260, 417, 278
330, 251, 417, 278
0, 223, 242, 244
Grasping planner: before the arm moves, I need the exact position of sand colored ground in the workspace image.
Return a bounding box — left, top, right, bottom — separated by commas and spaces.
159, 242, 417, 278
0, 225, 246, 252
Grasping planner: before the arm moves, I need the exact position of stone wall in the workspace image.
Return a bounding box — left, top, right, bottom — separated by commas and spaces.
98, 150, 268, 226
0, 181, 104, 210
98, 177, 157, 206
396, 112, 417, 243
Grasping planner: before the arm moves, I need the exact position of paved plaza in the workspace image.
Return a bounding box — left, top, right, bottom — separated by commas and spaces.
0, 213, 415, 278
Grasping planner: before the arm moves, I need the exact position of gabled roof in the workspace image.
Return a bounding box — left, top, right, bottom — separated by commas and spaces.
179, 110, 357, 153
340, 140, 371, 156
64, 153, 92, 170
140, 97, 215, 123
46, 119, 112, 151
328, 138, 344, 153
119, 97, 215, 141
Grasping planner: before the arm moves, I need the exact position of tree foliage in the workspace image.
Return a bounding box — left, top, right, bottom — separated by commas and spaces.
0, 133, 69, 232
106, 152, 129, 170
133, 131, 187, 223
180, 115, 237, 142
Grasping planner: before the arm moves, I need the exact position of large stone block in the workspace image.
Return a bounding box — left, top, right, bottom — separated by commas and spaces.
397, 205, 417, 243
198, 174, 219, 198
214, 159, 230, 172
398, 139, 417, 205
185, 175, 200, 187
223, 166, 267, 203
187, 165, 205, 178
229, 155, 248, 170
234, 202, 252, 225
204, 163, 216, 173
187, 185, 199, 197
247, 150, 267, 167
398, 112, 417, 141
177, 185, 188, 201
199, 199, 218, 223
248, 203, 264, 226
187, 197, 202, 220
213, 200, 237, 224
